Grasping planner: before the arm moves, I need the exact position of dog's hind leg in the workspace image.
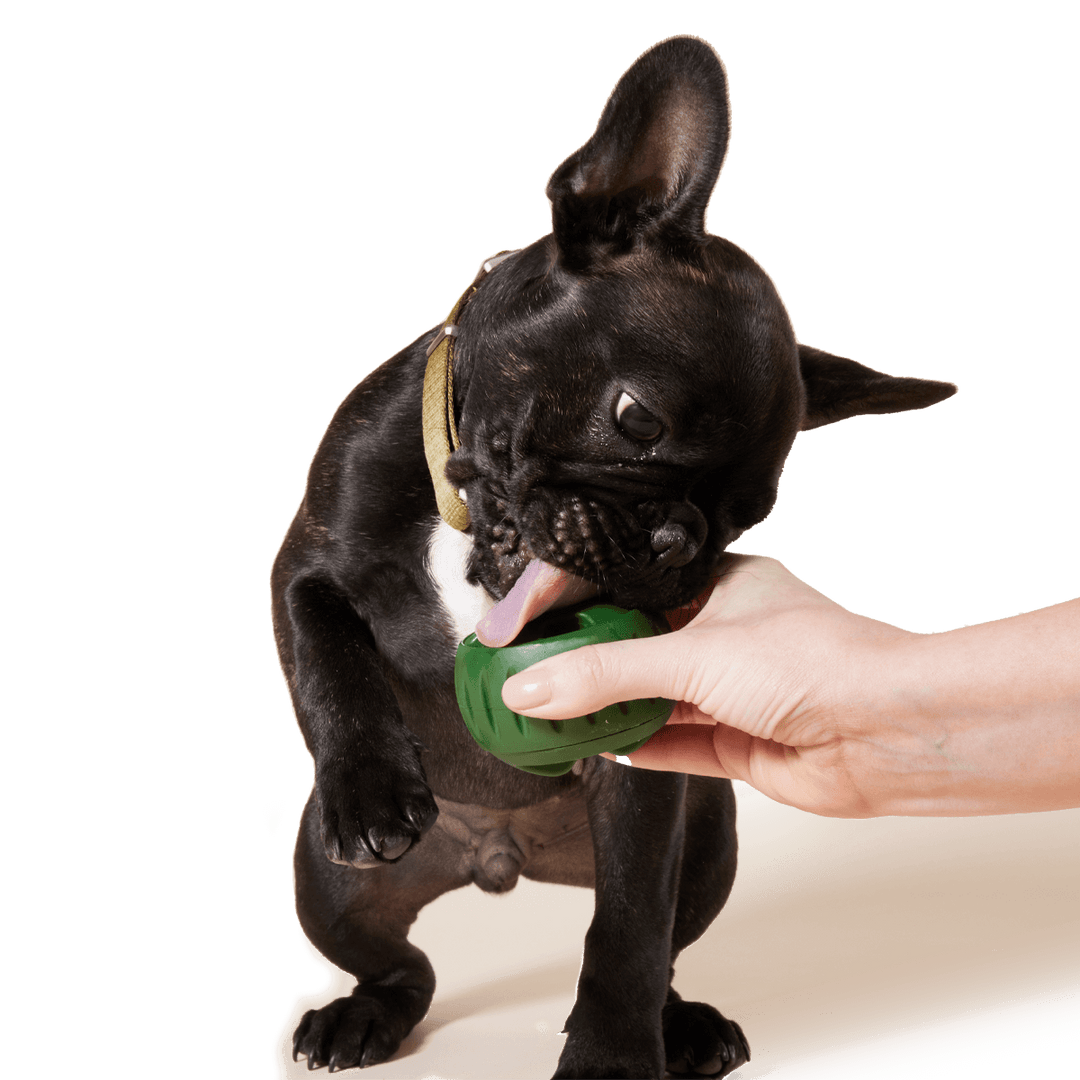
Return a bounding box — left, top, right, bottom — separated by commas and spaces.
661, 775, 749, 1078
290, 791, 469, 1072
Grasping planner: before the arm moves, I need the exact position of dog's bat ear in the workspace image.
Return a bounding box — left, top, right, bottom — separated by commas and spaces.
799, 345, 957, 430
546, 36, 729, 269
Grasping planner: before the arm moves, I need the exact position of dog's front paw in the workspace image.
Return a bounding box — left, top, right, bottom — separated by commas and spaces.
316, 759, 438, 869
663, 999, 750, 1078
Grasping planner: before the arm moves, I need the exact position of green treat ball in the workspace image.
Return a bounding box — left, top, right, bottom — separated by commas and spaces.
454, 603, 675, 776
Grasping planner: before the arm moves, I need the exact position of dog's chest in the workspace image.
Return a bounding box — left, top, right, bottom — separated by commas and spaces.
424, 517, 494, 645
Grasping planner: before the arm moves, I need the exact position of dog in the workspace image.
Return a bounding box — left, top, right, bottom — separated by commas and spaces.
272, 36, 955, 1078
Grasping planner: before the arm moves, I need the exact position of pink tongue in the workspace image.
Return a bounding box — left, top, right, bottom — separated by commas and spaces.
475, 560, 598, 647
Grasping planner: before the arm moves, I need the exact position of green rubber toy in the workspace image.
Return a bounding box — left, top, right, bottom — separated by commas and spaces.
454, 604, 674, 777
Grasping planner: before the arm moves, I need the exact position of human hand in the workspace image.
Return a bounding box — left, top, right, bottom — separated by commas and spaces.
504, 554, 1080, 817
502, 554, 917, 817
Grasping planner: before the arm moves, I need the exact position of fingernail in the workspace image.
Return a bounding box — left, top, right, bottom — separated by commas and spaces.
503, 675, 552, 710
614, 755, 633, 766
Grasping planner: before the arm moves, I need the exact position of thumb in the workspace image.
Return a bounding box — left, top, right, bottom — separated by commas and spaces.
501, 633, 695, 719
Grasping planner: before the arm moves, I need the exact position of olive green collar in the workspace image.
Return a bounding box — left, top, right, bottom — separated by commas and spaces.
421, 251, 516, 531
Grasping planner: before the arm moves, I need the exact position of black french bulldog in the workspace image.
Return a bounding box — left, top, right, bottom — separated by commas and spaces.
273, 36, 954, 1078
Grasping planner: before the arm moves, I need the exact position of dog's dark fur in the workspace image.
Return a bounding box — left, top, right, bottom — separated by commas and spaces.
273, 37, 955, 1078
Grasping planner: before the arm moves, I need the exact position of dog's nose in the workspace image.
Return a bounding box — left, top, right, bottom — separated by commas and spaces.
651, 506, 707, 569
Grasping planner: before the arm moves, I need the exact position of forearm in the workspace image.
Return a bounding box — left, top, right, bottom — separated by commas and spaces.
844, 599, 1080, 816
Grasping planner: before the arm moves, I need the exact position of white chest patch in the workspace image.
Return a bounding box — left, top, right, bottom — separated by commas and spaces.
424, 517, 495, 644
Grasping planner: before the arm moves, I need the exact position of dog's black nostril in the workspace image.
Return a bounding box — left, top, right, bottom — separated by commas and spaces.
652, 523, 686, 550
651, 507, 707, 569
651, 523, 691, 568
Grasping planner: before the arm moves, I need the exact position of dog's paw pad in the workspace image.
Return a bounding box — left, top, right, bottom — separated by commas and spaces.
663, 1000, 750, 1078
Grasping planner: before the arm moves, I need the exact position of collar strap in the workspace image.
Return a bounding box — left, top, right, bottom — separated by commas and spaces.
422, 250, 517, 531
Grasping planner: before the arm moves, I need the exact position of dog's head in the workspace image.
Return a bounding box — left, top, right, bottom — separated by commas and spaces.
442, 38, 954, 642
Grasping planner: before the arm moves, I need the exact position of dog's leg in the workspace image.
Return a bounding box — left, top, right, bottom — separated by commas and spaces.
553, 761, 689, 1080
276, 573, 440, 868
290, 791, 470, 1072
662, 776, 750, 1079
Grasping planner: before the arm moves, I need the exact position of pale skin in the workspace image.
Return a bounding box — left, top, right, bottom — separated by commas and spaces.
501, 555, 1080, 818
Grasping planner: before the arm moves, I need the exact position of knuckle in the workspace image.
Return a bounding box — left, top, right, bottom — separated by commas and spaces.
574, 644, 619, 695
559, 641, 648, 710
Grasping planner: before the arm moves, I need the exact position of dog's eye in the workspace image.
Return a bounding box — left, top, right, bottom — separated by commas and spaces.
614, 392, 663, 442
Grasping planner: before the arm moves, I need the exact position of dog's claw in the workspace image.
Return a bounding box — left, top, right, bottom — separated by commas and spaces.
663, 1000, 749, 1079
358, 1043, 382, 1069
369, 830, 411, 861
404, 801, 438, 834
736, 1024, 751, 1061
293, 1009, 313, 1062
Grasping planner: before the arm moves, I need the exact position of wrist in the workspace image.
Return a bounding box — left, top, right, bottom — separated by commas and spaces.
810, 624, 938, 816
835, 630, 964, 815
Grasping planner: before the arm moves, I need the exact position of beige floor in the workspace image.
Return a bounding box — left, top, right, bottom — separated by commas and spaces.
279, 790, 1080, 1079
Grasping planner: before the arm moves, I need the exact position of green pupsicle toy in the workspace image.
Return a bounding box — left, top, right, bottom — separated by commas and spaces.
454, 604, 674, 776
